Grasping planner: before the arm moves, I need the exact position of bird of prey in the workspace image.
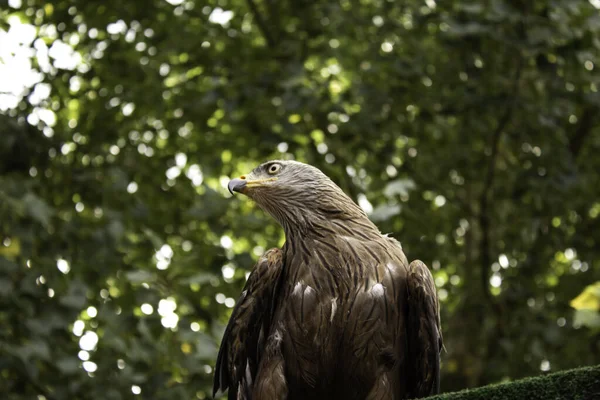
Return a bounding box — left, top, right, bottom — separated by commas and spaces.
214, 160, 442, 400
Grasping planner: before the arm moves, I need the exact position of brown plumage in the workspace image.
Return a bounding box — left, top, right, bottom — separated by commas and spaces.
214, 160, 442, 400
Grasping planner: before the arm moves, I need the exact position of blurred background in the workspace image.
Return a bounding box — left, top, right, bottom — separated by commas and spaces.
1, 0, 599, 398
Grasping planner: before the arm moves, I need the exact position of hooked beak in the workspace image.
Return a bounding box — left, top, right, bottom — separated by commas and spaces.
228, 176, 278, 195
228, 178, 247, 195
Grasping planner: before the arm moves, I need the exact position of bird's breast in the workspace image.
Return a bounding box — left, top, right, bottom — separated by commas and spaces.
273, 238, 409, 392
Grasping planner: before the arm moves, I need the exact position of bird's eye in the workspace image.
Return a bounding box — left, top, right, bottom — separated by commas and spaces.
268, 164, 281, 175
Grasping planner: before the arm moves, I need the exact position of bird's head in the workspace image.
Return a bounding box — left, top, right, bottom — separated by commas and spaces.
228, 160, 326, 198
228, 160, 368, 233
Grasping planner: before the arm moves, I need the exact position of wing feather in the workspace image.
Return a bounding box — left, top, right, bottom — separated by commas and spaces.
406, 259, 443, 398
213, 248, 284, 399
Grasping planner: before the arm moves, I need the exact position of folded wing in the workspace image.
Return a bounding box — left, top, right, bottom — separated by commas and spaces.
213, 248, 284, 400
406, 259, 443, 398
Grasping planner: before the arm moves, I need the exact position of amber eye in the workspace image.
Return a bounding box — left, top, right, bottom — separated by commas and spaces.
268, 163, 281, 175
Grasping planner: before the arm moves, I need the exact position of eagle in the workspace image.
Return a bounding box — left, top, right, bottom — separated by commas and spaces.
214, 160, 442, 400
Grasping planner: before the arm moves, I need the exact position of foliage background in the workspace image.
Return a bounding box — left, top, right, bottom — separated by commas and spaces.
1, 0, 599, 398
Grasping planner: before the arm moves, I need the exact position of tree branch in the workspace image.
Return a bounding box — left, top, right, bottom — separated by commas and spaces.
569, 107, 595, 159
245, 0, 276, 48
479, 58, 523, 307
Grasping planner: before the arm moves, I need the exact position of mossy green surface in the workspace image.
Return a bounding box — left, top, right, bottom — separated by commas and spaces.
427, 365, 600, 400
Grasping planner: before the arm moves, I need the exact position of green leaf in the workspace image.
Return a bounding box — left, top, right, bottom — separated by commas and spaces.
125, 270, 156, 284
22, 192, 53, 228
570, 282, 600, 311
573, 309, 600, 329
383, 179, 416, 198
178, 272, 216, 285
194, 332, 217, 360
56, 357, 80, 374
0, 277, 14, 297
59, 280, 88, 309
108, 220, 125, 242
17, 340, 51, 361
369, 204, 402, 222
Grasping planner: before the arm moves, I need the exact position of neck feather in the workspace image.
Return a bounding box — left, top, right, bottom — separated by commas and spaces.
280, 202, 382, 244
255, 180, 382, 243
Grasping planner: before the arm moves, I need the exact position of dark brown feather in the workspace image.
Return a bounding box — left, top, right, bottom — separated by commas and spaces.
406, 260, 443, 398
213, 248, 284, 399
